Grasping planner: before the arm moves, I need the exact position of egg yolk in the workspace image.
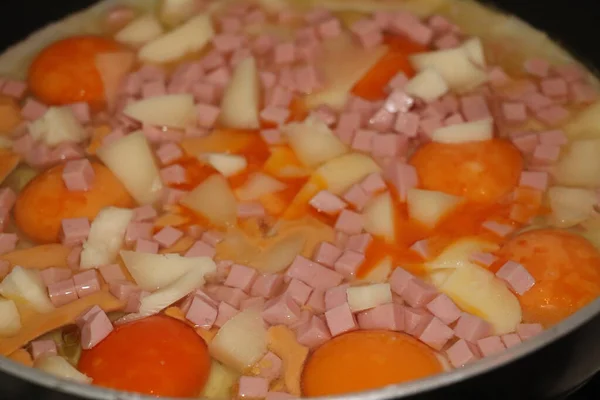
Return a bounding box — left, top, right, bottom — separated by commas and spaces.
78, 315, 211, 397
14, 162, 133, 243
410, 139, 523, 203
496, 229, 600, 326
301, 330, 444, 397
28, 36, 122, 109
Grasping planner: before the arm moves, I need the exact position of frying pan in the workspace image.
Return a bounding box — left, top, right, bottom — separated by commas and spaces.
0, 0, 599, 399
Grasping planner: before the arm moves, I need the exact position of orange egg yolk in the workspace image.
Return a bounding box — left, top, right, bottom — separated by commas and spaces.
301, 330, 444, 397
28, 36, 122, 109
14, 162, 133, 243
410, 139, 523, 203
495, 229, 600, 326
78, 315, 211, 397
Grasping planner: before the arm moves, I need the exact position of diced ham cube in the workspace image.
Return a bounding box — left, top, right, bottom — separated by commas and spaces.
251, 274, 284, 298
0, 233, 16, 255
73, 270, 101, 298
62, 159, 95, 191
446, 339, 481, 367
394, 112, 420, 137
403, 279, 438, 308
351, 129, 375, 152
516, 323, 544, 340
238, 376, 269, 399
342, 184, 370, 211
286, 256, 344, 289
454, 313, 492, 342
262, 294, 302, 326
541, 78, 568, 97
75, 305, 103, 329
237, 202, 266, 219
524, 58, 550, 77
125, 222, 153, 245
260, 128, 283, 145
469, 252, 498, 268
501, 333, 522, 348
532, 144, 560, 165
156, 143, 183, 165
184, 241, 216, 258
240, 296, 266, 311
523, 92, 552, 112
317, 17, 342, 39
389, 267, 416, 297
202, 230, 225, 246
283, 279, 313, 306
495, 261, 536, 295
2, 80, 27, 99
410, 239, 430, 259
256, 351, 282, 382
404, 307, 434, 336
460, 95, 490, 122
153, 226, 183, 248
212, 34, 244, 54
538, 130, 567, 146
426, 293, 461, 325
21, 98, 48, 120
141, 80, 166, 98
309, 191, 347, 215
502, 102, 527, 122
273, 42, 296, 64
260, 107, 290, 125
186, 295, 218, 329
418, 317, 455, 350
334, 210, 363, 235
335, 232, 349, 249
434, 33, 461, 49
39, 267, 72, 287
245, 9, 266, 24
335, 112, 361, 145
81, 310, 114, 350
30, 339, 58, 360
357, 302, 404, 331
325, 302, 358, 336
48, 278, 79, 307
488, 66, 511, 87
196, 103, 221, 128
210, 285, 249, 308
536, 105, 570, 126
384, 161, 418, 201
324, 284, 350, 311
97, 264, 126, 284
333, 250, 364, 278
570, 82, 598, 104
306, 289, 325, 314
224, 264, 258, 293
135, 238, 159, 254
313, 242, 342, 268
108, 280, 139, 302
295, 315, 331, 349
477, 336, 506, 357
511, 131, 539, 154
67, 246, 82, 271
265, 86, 292, 108
519, 171, 549, 191
345, 233, 372, 254
214, 302, 239, 328
389, 14, 433, 46
60, 218, 90, 246
360, 173, 387, 196
481, 221, 514, 238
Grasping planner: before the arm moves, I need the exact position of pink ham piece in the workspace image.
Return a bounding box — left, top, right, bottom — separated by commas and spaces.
295, 315, 331, 349
160, 164, 187, 185
324, 284, 350, 311
51, 143, 85, 163
390, 267, 416, 297
481, 221, 514, 237
0, 233, 18, 255
385, 161, 418, 201
501, 333, 522, 348
350, 18, 383, 48
402, 279, 438, 308
394, 112, 420, 137
313, 242, 342, 268
161, 188, 187, 207
460, 95, 491, 122
283, 279, 313, 306
496, 261, 536, 295
538, 130, 567, 146
186, 295, 218, 329
286, 256, 344, 289
156, 143, 183, 166
224, 264, 258, 293
426, 293, 461, 325
306, 289, 325, 314
12, 134, 34, 157
98, 264, 126, 284
260, 129, 283, 145
418, 317, 455, 351
39, 267, 72, 287
502, 102, 527, 122
21, 98, 48, 120
351, 129, 376, 152
30, 339, 58, 360
273, 42, 296, 65
536, 105, 570, 126
434, 33, 461, 49
511, 131, 539, 154
389, 13, 433, 46
184, 241, 216, 258
238, 376, 269, 399
240, 296, 265, 311
410, 239, 430, 259
81, 310, 114, 350
369, 109, 396, 132
257, 352, 283, 382
454, 313, 492, 342
404, 307, 433, 337
325, 302, 358, 336
245, 9, 266, 24
335, 112, 361, 145
108, 281, 139, 302
212, 34, 244, 54
202, 230, 225, 246
446, 339, 481, 367
67, 246, 82, 271
334, 210, 363, 235
335, 232, 348, 249
251, 274, 284, 298
125, 222, 153, 245
488, 66, 511, 86
516, 323, 544, 340
345, 233, 372, 254
209, 285, 249, 308
262, 294, 302, 326
532, 144, 560, 165
317, 17, 342, 39
444, 113, 465, 126
76, 305, 103, 329
293, 64, 323, 94
73, 270, 101, 298
141, 81, 166, 98
522, 92, 552, 113
60, 218, 90, 246
211, 300, 238, 327
570, 82, 597, 104
196, 103, 221, 128
265, 86, 292, 108
524, 58, 550, 77
541, 78, 568, 97
342, 184, 370, 211
260, 107, 290, 125
333, 250, 364, 278
69, 102, 91, 123
192, 82, 219, 104
477, 336, 506, 357
311, 105, 337, 126
357, 302, 404, 331
519, 171, 549, 191
48, 278, 79, 307
1, 80, 27, 99
469, 252, 498, 268
62, 159, 95, 192
135, 238, 159, 254
309, 191, 347, 215
360, 173, 387, 196
153, 226, 184, 248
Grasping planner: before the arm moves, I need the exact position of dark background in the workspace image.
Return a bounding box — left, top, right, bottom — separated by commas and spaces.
0, 0, 598, 399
